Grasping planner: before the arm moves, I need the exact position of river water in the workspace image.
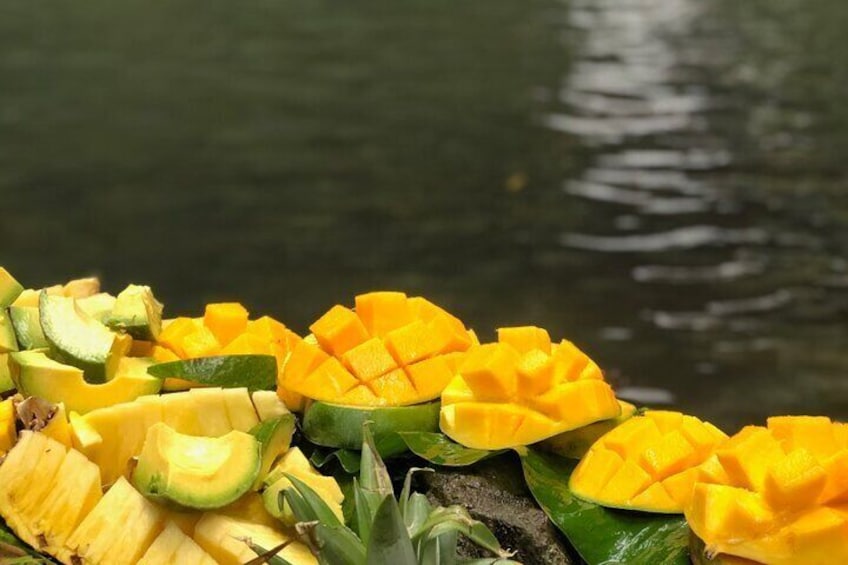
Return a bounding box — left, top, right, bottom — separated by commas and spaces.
2, 0, 847, 432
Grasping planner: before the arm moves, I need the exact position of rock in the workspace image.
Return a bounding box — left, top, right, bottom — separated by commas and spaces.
413, 453, 576, 565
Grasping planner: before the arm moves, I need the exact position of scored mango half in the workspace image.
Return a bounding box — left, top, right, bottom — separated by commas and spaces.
439, 327, 620, 450
684, 416, 848, 565
282, 291, 475, 407
570, 410, 727, 513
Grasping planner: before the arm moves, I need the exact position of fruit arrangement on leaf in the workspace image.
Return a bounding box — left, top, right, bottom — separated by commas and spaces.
0, 265, 844, 565
439, 326, 620, 450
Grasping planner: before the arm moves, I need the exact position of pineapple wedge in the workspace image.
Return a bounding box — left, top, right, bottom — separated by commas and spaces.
139, 521, 217, 565
65, 476, 165, 565
194, 513, 317, 565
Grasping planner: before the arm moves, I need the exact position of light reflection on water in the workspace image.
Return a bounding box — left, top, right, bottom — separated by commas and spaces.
1, 0, 846, 431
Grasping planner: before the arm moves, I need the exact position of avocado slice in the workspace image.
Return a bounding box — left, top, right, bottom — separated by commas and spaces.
0, 268, 23, 308
132, 422, 261, 510
0, 354, 13, 394
77, 293, 117, 323
8, 350, 162, 414
249, 414, 295, 488
9, 306, 48, 350
39, 292, 130, 383
106, 284, 163, 341
62, 276, 100, 298
0, 311, 18, 353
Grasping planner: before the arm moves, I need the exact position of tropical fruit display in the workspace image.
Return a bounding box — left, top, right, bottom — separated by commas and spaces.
439, 326, 621, 449
569, 410, 728, 512
685, 416, 848, 564
0, 264, 845, 565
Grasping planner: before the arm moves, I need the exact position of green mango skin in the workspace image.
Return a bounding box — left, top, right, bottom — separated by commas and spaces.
302, 401, 440, 457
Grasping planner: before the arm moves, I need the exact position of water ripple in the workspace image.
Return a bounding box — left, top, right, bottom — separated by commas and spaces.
560, 225, 769, 253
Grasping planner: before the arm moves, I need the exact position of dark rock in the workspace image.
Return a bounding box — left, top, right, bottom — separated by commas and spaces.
413, 453, 577, 565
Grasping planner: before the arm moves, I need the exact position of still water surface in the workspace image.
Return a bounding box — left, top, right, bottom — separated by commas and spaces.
2, 0, 847, 431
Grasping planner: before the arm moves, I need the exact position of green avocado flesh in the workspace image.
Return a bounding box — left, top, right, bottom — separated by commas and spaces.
0, 311, 18, 354
302, 400, 441, 457
8, 350, 162, 414
77, 293, 117, 323
9, 306, 48, 350
0, 267, 23, 308
249, 414, 296, 487
0, 354, 13, 393
106, 284, 163, 340
39, 292, 129, 383
147, 355, 277, 392
132, 422, 261, 510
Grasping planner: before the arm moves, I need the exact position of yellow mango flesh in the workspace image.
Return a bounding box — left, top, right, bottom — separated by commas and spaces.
685, 416, 848, 564
570, 411, 727, 513
284, 291, 473, 406
439, 330, 620, 449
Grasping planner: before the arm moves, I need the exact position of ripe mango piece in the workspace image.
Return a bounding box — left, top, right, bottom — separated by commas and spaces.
440, 327, 620, 449
570, 411, 726, 513
685, 416, 848, 565
285, 292, 473, 406
204, 303, 249, 347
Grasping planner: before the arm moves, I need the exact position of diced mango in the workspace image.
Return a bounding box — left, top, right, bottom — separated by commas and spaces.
763, 448, 826, 509
404, 356, 455, 401
283, 340, 330, 387
497, 326, 552, 354
180, 325, 221, 358
366, 369, 419, 406
458, 343, 520, 401
309, 305, 369, 357
157, 317, 197, 358
569, 448, 623, 496
219, 333, 271, 356
384, 320, 440, 365
152, 345, 181, 363
295, 358, 359, 401
716, 427, 785, 491
246, 316, 291, 347
355, 291, 413, 337
425, 314, 472, 354
204, 303, 249, 346
600, 460, 654, 502
639, 430, 697, 481
516, 349, 555, 397
440, 375, 476, 406
630, 483, 677, 513
767, 415, 839, 459
341, 337, 398, 381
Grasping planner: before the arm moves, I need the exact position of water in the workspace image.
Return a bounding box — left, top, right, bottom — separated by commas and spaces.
1, 0, 847, 432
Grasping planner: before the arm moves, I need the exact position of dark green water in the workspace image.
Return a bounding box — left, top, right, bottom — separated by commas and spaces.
2, 0, 847, 432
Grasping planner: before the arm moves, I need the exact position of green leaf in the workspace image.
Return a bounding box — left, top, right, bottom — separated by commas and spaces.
359, 423, 394, 498
146, 354, 277, 391
284, 473, 344, 528
404, 493, 432, 535
519, 448, 690, 565
353, 478, 375, 546
307, 523, 367, 565
242, 540, 297, 565
457, 560, 523, 565
399, 467, 434, 521
399, 432, 508, 467
310, 447, 362, 474
413, 506, 508, 558
418, 529, 457, 565
365, 495, 417, 565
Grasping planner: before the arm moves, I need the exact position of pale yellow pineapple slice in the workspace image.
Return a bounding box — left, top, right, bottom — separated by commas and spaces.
0, 430, 68, 549
139, 521, 217, 565
194, 513, 316, 565
65, 476, 166, 565
31, 448, 103, 560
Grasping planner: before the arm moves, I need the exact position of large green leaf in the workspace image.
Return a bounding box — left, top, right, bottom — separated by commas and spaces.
519, 448, 690, 565
398, 432, 507, 467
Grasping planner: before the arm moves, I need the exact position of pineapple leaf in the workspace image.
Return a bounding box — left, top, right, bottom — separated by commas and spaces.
242, 540, 297, 565
417, 529, 457, 565
360, 422, 393, 498
457, 560, 523, 564
412, 506, 512, 558
365, 494, 417, 565
297, 522, 366, 565
399, 467, 434, 519
352, 478, 376, 546
284, 473, 344, 528
403, 492, 432, 534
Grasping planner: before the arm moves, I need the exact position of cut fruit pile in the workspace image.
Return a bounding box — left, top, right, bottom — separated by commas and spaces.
0, 265, 844, 565
283, 291, 475, 407
569, 410, 727, 513
685, 416, 848, 565
439, 326, 621, 449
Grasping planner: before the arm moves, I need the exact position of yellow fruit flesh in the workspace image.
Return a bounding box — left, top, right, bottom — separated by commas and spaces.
138, 521, 217, 565
263, 447, 345, 525
0, 397, 16, 454
71, 387, 261, 486
194, 513, 316, 565
439, 330, 621, 449
570, 411, 727, 513
685, 416, 848, 564
285, 292, 473, 406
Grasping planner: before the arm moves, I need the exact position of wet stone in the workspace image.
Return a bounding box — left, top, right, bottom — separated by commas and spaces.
411, 454, 576, 565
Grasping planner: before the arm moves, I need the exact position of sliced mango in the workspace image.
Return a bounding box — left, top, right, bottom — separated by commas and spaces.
570, 411, 727, 513
285, 292, 473, 407
439, 329, 620, 449
685, 415, 848, 565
